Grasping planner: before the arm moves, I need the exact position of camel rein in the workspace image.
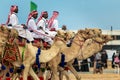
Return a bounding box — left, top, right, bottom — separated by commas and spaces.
72, 34, 85, 59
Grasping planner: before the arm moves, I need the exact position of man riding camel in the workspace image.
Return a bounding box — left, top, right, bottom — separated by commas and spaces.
47, 11, 59, 31
6, 5, 34, 43
36, 11, 57, 38
27, 10, 53, 45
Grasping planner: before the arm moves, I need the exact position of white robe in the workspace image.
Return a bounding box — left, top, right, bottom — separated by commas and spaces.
8, 13, 34, 42
8, 13, 19, 26
28, 18, 53, 45
37, 17, 57, 38
49, 19, 59, 31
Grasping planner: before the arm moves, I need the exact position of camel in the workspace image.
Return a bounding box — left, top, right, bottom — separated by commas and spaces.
0, 26, 112, 80
0, 26, 74, 80
47, 28, 112, 80
0, 25, 61, 80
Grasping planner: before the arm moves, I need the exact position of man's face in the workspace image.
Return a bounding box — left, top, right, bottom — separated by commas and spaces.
43, 12, 48, 19
33, 13, 38, 19
14, 6, 18, 13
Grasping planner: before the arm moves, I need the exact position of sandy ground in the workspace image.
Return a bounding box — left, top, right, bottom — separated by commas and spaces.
63, 68, 120, 80
63, 61, 120, 80
63, 71, 120, 80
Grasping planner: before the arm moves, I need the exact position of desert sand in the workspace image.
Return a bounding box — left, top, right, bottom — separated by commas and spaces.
63, 61, 120, 80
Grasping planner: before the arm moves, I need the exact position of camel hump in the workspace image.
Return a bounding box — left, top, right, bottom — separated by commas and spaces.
40, 46, 60, 62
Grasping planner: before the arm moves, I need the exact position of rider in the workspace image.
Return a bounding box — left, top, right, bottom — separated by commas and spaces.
6, 5, 18, 26
6, 5, 34, 42
36, 11, 48, 32
47, 11, 59, 31
27, 10, 53, 45
36, 11, 57, 38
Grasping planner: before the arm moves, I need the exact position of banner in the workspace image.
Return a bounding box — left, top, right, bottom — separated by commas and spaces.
30, 1, 37, 12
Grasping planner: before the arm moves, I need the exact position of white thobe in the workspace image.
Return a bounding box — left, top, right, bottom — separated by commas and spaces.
28, 18, 53, 45
37, 17, 47, 31
37, 18, 57, 38
8, 13, 34, 42
8, 13, 19, 26
49, 19, 59, 31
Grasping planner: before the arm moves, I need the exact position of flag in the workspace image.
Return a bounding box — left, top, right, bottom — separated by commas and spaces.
30, 1, 37, 12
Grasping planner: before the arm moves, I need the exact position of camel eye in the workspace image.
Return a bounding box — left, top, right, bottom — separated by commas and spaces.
8, 29, 11, 32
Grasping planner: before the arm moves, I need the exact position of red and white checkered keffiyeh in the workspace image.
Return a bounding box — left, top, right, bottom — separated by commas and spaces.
6, 5, 18, 25
26, 10, 38, 25
36, 11, 48, 25
47, 11, 59, 31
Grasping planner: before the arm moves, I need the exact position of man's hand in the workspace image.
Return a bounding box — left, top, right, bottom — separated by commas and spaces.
21, 24, 28, 29
50, 28, 56, 31
39, 26, 43, 30
45, 32, 48, 34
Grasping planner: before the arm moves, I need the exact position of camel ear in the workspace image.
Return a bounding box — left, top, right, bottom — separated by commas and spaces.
0, 25, 5, 31
57, 30, 60, 35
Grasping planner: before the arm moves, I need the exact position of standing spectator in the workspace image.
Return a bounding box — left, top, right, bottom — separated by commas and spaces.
95, 52, 101, 61
89, 55, 95, 67
93, 52, 102, 73
73, 58, 80, 72
112, 52, 115, 68
114, 51, 120, 65
101, 50, 108, 69
62, 25, 67, 31
80, 59, 89, 72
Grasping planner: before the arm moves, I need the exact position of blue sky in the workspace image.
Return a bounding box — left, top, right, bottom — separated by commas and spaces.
0, 0, 120, 30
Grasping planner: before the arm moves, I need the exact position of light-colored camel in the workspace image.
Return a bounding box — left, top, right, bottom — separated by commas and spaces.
0, 26, 112, 80
48, 28, 112, 80
0, 26, 73, 80
0, 25, 61, 80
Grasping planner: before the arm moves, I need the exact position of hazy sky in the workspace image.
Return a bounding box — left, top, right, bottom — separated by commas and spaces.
0, 0, 120, 30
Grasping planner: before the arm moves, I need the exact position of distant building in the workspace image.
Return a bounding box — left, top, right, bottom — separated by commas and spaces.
102, 30, 120, 50
73, 29, 120, 50
73, 29, 120, 60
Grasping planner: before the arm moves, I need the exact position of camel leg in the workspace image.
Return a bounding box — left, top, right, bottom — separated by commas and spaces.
25, 57, 40, 80
58, 67, 71, 80
29, 67, 39, 80
45, 70, 52, 80
49, 60, 59, 80
22, 57, 33, 80
22, 64, 30, 80
12, 73, 19, 80
1, 66, 9, 80
50, 66, 59, 80
67, 61, 81, 80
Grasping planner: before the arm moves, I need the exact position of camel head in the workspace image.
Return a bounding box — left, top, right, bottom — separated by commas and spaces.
56, 30, 75, 42
84, 28, 102, 38
77, 28, 112, 60
65, 30, 75, 40
101, 35, 113, 43
57, 29, 66, 38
